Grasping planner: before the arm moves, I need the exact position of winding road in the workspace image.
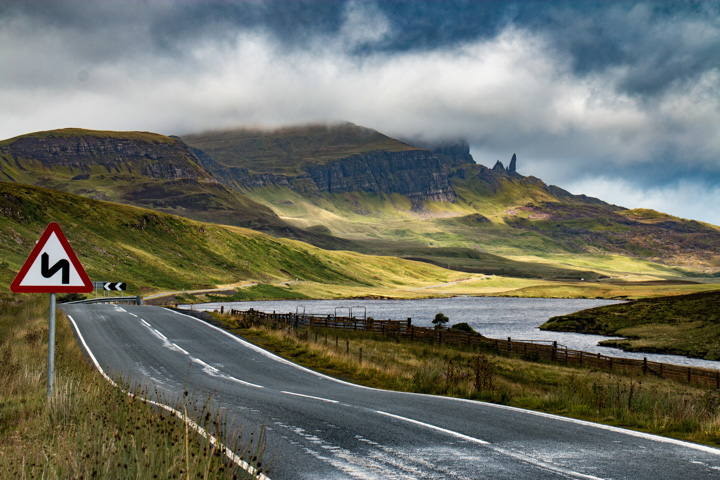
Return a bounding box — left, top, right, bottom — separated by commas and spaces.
61, 303, 720, 479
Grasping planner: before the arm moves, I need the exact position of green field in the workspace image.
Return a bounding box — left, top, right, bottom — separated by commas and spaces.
541, 290, 720, 359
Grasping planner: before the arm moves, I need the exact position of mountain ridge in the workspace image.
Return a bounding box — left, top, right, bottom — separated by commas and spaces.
3, 124, 720, 279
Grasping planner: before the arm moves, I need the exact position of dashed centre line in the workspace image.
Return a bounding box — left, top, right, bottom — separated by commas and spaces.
281, 391, 340, 404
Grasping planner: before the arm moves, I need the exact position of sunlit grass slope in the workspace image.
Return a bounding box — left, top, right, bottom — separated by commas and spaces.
0, 182, 465, 295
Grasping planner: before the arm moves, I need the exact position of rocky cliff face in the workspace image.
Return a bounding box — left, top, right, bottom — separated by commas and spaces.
404, 139, 475, 167
303, 150, 456, 202
197, 148, 458, 205
1, 132, 213, 182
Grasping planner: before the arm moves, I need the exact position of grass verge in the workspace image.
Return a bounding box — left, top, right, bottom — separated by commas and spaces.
218, 316, 720, 447
0, 294, 266, 479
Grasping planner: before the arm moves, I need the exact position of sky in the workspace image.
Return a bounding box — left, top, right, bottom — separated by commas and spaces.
2, 0, 720, 224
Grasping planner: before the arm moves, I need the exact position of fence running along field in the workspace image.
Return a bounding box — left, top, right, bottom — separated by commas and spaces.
226, 308, 720, 389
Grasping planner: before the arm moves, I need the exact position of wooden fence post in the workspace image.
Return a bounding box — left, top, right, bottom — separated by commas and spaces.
552, 341, 557, 362
643, 357, 648, 376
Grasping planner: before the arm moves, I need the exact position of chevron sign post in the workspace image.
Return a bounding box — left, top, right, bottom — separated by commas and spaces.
104, 282, 127, 297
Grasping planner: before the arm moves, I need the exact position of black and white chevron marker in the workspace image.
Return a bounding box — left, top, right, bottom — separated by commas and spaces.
103, 282, 126, 291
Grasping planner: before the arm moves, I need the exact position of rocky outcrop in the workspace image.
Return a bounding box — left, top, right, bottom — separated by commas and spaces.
491, 154, 520, 175
1, 132, 214, 182
197, 148, 458, 205
404, 139, 475, 167
303, 150, 456, 202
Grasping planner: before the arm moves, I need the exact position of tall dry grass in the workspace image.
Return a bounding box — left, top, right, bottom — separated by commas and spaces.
0, 294, 266, 479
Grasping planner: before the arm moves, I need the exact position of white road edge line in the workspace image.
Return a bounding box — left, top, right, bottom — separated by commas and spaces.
140, 319, 151, 327
166, 308, 720, 456
141, 321, 264, 389
167, 308, 378, 390
281, 391, 340, 404
66, 314, 270, 480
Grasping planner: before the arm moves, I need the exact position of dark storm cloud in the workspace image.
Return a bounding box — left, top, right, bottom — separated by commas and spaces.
1, 0, 720, 223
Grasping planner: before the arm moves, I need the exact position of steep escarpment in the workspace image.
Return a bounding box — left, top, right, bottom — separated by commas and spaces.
0, 129, 212, 182
0, 129, 292, 232
185, 124, 458, 205
401, 138, 475, 167
303, 150, 456, 202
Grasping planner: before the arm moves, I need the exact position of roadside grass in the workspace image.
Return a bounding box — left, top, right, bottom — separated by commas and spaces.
223, 318, 720, 447
0, 294, 265, 479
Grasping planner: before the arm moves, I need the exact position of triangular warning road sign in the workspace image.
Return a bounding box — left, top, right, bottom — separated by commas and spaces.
11, 222, 93, 293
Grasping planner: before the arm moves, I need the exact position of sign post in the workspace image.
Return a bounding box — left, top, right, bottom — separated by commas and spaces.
10, 222, 93, 400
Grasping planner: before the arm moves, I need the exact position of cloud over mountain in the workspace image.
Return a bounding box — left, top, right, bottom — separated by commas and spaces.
1, 0, 719, 223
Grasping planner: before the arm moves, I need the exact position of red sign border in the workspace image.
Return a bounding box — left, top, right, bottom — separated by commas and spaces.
11, 222, 93, 293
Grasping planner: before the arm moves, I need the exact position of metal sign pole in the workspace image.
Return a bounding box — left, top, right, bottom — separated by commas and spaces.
47, 293, 56, 401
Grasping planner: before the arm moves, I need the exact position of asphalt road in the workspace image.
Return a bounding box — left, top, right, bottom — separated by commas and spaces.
61, 303, 720, 479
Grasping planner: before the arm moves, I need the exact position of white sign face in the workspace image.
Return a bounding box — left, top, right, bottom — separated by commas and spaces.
17, 232, 87, 287
11, 222, 93, 293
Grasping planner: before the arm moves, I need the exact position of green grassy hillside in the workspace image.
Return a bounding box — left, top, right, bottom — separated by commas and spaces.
0, 182, 464, 295
6, 125, 720, 285
0, 128, 291, 231
540, 290, 720, 359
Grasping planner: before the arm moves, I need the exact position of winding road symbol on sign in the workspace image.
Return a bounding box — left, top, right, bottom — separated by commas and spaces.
41, 253, 70, 285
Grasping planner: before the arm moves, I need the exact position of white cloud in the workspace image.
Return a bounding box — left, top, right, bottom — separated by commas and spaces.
339, 0, 391, 49
1, 3, 720, 225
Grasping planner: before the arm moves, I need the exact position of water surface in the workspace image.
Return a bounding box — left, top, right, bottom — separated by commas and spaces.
185, 296, 720, 370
